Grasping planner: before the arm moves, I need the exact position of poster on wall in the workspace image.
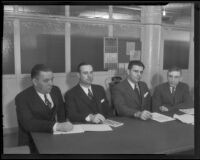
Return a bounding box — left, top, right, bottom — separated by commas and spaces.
126, 41, 141, 60
104, 37, 118, 70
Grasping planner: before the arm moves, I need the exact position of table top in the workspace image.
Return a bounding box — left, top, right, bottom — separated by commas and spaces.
31, 114, 194, 154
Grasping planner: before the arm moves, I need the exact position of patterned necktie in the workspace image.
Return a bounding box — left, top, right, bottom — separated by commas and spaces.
88, 88, 93, 100
44, 94, 52, 109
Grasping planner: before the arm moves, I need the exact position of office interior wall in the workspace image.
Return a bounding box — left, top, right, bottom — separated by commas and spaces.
3, 5, 194, 132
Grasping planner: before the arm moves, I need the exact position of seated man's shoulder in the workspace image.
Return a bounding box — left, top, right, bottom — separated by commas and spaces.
155, 82, 168, 89
178, 82, 189, 89
64, 85, 78, 96
92, 84, 104, 90
15, 86, 34, 100
51, 85, 62, 92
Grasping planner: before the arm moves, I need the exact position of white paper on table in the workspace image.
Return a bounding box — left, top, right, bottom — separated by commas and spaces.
173, 114, 194, 125
151, 112, 175, 122
80, 124, 112, 131
179, 108, 194, 115
103, 119, 124, 127
53, 125, 85, 135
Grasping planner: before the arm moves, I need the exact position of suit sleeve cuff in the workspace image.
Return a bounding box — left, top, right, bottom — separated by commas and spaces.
85, 114, 91, 122
53, 122, 58, 132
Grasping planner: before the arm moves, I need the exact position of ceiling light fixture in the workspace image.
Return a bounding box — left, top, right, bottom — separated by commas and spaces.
162, 7, 166, 16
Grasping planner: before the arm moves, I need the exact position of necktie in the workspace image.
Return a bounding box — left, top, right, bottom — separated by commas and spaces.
171, 87, 176, 104
135, 83, 141, 103
44, 94, 52, 109
88, 88, 93, 100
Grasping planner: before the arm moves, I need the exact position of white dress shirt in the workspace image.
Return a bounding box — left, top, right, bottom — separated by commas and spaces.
127, 79, 136, 90
36, 91, 54, 108
36, 91, 57, 131
80, 84, 93, 96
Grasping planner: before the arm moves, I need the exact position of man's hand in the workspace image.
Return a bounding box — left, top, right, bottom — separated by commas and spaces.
159, 106, 169, 112
56, 121, 73, 132
135, 110, 152, 120
89, 113, 105, 123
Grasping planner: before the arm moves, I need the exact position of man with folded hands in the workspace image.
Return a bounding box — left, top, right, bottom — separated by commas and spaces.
152, 66, 193, 112
65, 62, 113, 123
111, 60, 152, 120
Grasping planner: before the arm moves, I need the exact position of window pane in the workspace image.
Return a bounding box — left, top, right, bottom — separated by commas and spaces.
113, 6, 141, 22
17, 5, 65, 16
163, 29, 190, 69
70, 6, 109, 19
3, 20, 14, 74
20, 21, 65, 73
113, 25, 141, 63
162, 3, 192, 26
4, 5, 14, 12
71, 23, 108, 72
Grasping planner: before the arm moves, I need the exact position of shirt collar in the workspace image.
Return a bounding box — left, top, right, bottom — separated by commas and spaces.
79, 84, 92, 94
127, 79, 136, 90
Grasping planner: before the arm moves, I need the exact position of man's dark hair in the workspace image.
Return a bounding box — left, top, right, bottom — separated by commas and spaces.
77, 62, 92, 72
168, 66, 182, 75
31, 64, 52, 79
128, 60, 145, 70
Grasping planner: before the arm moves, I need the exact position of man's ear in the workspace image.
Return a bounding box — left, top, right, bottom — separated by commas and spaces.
32, 78, 37, 86
77, 72, 80, 79
126, 69, 130, 76
179, 76, 183, 82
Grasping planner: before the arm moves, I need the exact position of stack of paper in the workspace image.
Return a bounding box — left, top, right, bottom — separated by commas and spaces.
173, 114, 194, 125
53, 124, 112, 135
151, 112, 175, 122
179, 108, 194, 115
81, 124, 113, 131
54, 125, 84, 135
103, 119, 124, 127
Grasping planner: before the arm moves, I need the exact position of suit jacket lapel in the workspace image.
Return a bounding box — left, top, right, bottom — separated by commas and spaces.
32, 87, 50, 112
138, 82, 144, 107
91, 85, 102, 113
76, 85, 97, 113
124, 80, 141, 106
50, 89, 58, 109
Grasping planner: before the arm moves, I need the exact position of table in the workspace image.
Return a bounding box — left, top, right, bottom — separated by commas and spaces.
31, 115, 194, 154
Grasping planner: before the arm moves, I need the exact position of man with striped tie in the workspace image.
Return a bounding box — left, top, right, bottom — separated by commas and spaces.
15, 64, 73, 153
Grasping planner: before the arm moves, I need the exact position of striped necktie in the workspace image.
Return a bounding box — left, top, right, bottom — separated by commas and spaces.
44, 94, 52, 109
88, 88, 93, 100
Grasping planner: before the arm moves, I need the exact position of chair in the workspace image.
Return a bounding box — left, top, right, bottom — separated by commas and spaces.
4, 145, 30, 154
109, 76, 122, 116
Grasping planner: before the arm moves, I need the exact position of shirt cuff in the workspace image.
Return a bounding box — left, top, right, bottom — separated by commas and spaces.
85, 114, 91, 122
53, 122, 58, 132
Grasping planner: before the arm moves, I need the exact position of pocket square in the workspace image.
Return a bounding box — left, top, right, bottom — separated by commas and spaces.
101, 99, 105, 103
144, 92, 149, 98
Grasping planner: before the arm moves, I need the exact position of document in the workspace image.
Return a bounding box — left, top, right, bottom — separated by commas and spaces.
151, 112, 175, 122
53, 124, 112, 135
179, 108, 194, 115
81, 124, 112, 131
54, 125, 85, 135
173, 114, 194, 125
103, 119, 124, 127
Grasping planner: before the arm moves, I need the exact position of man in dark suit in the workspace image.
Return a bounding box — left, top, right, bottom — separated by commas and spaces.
15, 64, 73, 153
152, 67, 193, 112
65, 62, 112, 123
111, 60, 152, 120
